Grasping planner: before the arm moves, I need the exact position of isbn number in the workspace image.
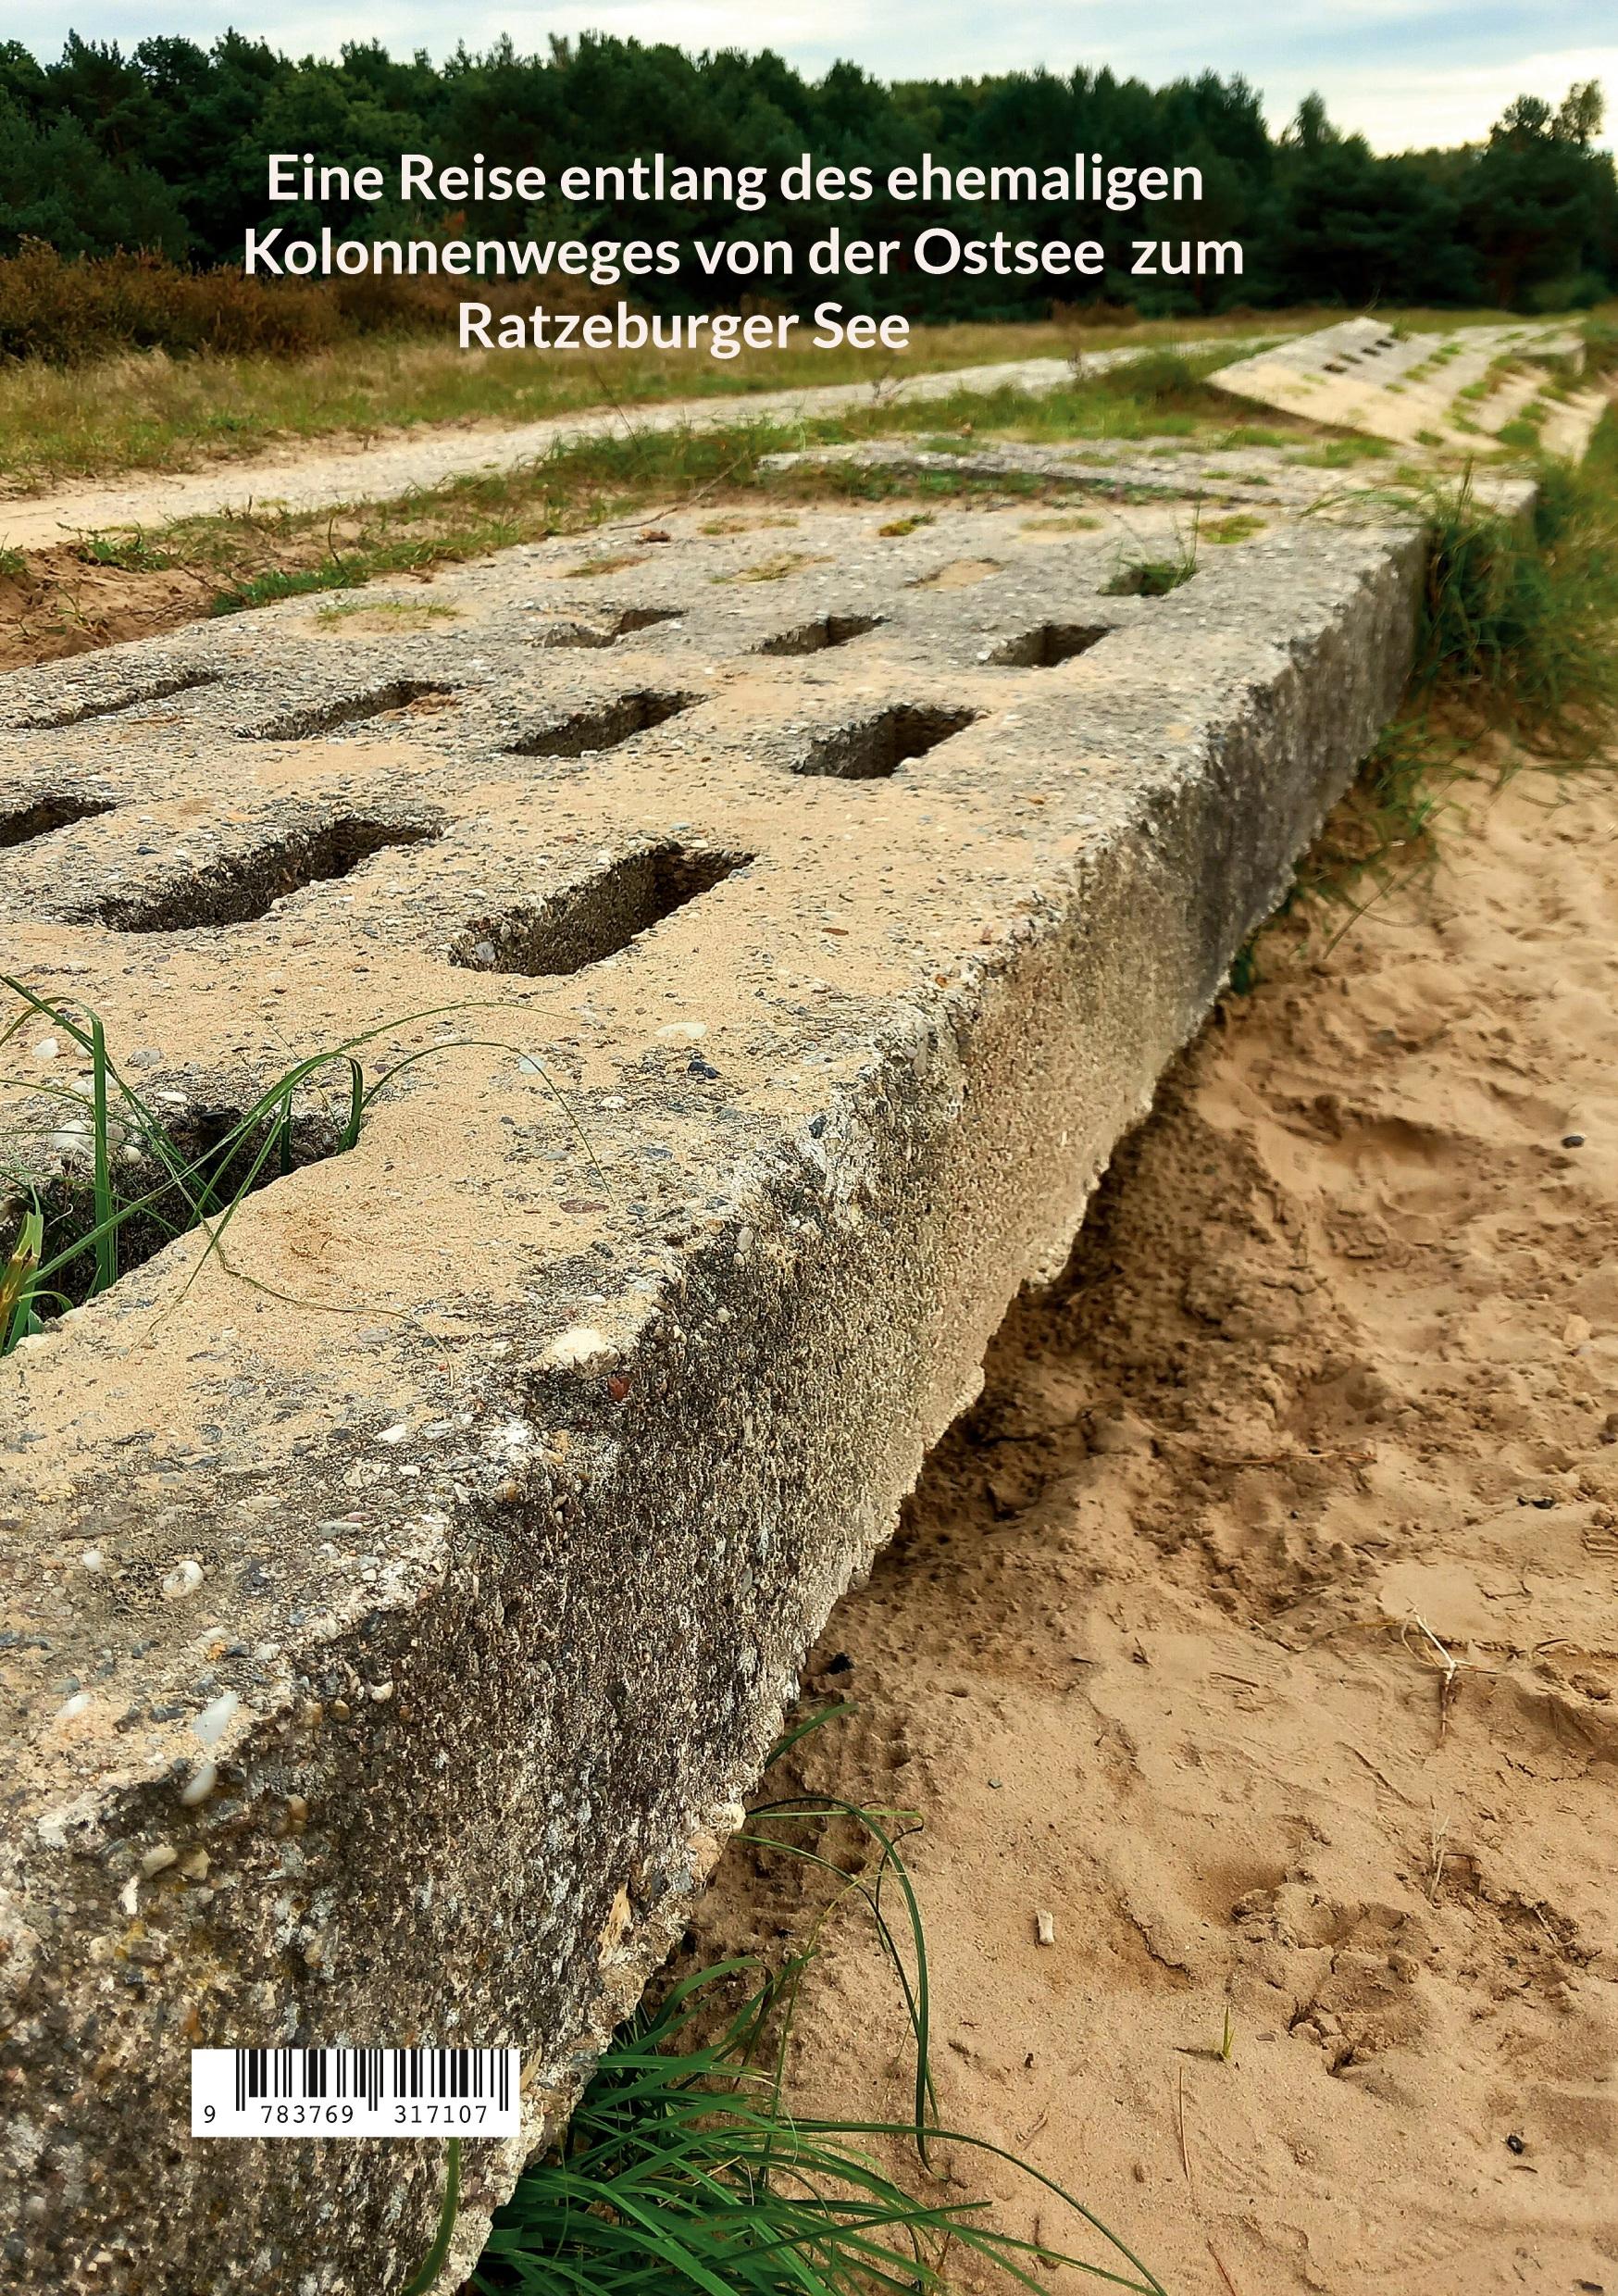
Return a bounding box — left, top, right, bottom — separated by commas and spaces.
191, 2046, 521, 2138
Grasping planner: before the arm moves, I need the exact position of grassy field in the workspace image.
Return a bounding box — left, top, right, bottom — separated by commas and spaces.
0, 318, 1083, 493
0, 303, 1546, 496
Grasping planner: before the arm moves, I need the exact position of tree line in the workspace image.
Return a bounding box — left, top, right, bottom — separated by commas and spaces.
1, 31, 1614, 323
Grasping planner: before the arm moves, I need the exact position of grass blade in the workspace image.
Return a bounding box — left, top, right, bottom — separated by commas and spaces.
401, 2138, 461, 2296
89, 1016, 116, 1294
473, 1720, 1164, 2296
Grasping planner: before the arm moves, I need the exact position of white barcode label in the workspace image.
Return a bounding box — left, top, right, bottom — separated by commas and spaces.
191, 2047, 521, 2137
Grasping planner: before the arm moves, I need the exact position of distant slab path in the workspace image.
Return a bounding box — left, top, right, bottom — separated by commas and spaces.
1214, 316, 1609, 460
0, 355, 1093, 551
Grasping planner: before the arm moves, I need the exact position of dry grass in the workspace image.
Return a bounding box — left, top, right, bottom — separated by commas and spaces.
0, 299, 1587, 501
0, 304, 1522, 498
0, 323, 1073, 494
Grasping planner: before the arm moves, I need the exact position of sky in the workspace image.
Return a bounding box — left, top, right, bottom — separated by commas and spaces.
12, 0, 1618, 155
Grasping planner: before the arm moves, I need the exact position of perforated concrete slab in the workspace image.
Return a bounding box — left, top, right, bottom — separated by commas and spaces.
1, 468, 1445, 2290
1214, 316, 1607, 459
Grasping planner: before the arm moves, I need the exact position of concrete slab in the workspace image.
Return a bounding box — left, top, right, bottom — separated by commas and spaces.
1214, 316, 1608, 460
1, 466, 1443, 2290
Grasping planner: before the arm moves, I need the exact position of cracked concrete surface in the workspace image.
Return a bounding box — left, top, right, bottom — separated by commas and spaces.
1, 461, 1444, 2290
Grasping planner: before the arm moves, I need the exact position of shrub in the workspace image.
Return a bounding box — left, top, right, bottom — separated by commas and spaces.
1412, 430, 1618, 745
0, 241, 569, 366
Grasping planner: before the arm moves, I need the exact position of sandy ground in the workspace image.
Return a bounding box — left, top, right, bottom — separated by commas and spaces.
685, 755, 1618, 2295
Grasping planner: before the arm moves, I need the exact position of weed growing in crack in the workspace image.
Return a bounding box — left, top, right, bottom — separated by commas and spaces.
1103, 507, 1200, 597
0, 976, 605, 1354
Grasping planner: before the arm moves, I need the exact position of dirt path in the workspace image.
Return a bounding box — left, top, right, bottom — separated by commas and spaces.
689, 757, 1618, 2294
0, 355, 1079, 552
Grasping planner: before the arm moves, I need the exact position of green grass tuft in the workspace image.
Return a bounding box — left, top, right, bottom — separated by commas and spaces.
0, 979, 604, 1353
1272, 411, 1618, 949
0, 974, 368, 1350
457, 1716, 1165, 2296
74, 529, 176, 571
211, 563, 364, 614
1103, 509, 1200, 596
1103, 555, 1194, 597
1410, 437, 1618, 744
1201, 512, 1265, 545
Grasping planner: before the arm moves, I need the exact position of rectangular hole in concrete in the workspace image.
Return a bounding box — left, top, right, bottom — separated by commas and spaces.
246, 682, 456, 741
758, 613, 885, 657
988, 622, 1111, 669
795, 704, 978, 781
20, 669, 222, 731
612, 606, 683, 637
530, 606, 685, 651
505, 691, 697, 759
452, 844, 749, 976
0, 793, 116, 849
4, 1101, 342, 1327
92, 816, 443, 932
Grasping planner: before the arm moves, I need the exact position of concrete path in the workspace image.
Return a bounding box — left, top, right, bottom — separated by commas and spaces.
1, 452, 1442, 2291
1214, 316, 1609, 460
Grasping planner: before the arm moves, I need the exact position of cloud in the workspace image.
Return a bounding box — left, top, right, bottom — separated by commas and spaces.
1255, 45, 1618, 152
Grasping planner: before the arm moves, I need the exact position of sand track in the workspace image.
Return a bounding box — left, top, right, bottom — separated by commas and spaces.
688, 755, 1618, 2295
0, 356, 1077, 551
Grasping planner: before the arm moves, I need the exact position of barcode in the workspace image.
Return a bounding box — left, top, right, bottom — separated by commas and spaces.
191, 2047, 521, 2137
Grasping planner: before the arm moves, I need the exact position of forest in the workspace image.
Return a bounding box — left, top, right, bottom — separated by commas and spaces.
1, 31, 1615, 331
